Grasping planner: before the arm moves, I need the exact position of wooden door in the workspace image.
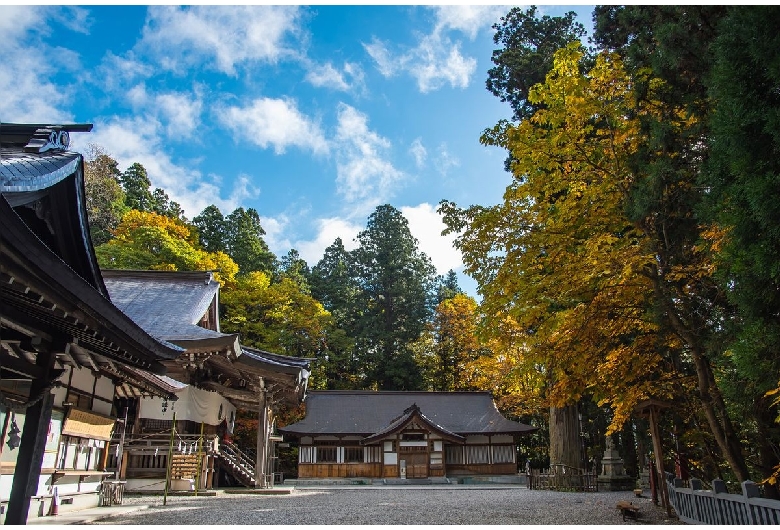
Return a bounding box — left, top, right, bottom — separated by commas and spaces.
401, 447, 428, 478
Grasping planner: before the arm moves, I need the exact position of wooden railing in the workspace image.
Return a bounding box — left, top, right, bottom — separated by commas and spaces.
667, 476, 780, 525
527, 464, 598, 492
106, 432, 215, 478
218, 440, 256, 487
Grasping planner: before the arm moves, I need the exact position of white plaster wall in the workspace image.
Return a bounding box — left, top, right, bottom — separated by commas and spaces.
68, 367, 96, 394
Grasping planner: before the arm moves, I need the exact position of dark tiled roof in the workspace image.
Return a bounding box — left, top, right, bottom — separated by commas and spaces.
102, 270, 234, 344
241, 346, 312, 372
0, 147, 82, 192
361, 403, 464, 444
280, 391, 537, 437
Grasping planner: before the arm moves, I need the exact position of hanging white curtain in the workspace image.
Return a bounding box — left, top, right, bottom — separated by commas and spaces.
139, 384, 236, 432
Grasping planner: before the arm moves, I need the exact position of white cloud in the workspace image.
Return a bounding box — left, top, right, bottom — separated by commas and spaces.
305, 61, 365, 93
335, 103, 405, 212
294, 217, 362, 265
431, 5, 509, 40
79, 115, 257, 219
96, 52, 155, 93
410, 34, 476, 93
140, 5, 304, 76
362, 4, 506, 93
217, 97, 328, 155
409, 138, 427, 168
0, 6, 74, 123
156, 90, 203, 138
401, 203, 463, 275
363, 38, 397, 77
124, 84, 204, 140
364, 32, 476, 93
0, 6, 45, 40
434, 142, 460, 177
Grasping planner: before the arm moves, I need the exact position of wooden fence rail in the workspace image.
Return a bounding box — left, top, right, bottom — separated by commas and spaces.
527, 464, 598, 492
667, 476, 780, 525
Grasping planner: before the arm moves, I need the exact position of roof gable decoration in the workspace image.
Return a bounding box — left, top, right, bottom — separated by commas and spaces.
25, 127, 71, 153
361, 403, 465, 445
0, 123, 93, 154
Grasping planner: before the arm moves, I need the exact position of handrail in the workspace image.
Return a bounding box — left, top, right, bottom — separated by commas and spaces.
666, 475, 780, 525
217, 440, 256, 485
220, 441, 255, 472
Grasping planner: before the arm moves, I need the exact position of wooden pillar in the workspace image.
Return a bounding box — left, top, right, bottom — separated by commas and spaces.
648, 405, 671, 517
0, 406, 12, 497
119, 450, 130, 479
206, 454, 214, 489
100, 442, 110, 471
5, 342, 58, 525
255, 386, 268, 488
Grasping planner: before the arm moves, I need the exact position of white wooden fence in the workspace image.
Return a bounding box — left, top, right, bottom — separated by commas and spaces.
667, 476, 780, 524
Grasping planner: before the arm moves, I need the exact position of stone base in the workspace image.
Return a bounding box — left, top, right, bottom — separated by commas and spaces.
597, 476, 636, 491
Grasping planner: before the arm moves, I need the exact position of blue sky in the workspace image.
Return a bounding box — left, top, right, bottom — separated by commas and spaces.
1, 4, 594, 298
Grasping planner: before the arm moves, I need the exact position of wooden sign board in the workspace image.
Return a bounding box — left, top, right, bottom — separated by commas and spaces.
61, 408, 115, 441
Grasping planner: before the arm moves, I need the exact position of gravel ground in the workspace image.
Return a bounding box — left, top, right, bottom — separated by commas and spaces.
89, 486, 682, 525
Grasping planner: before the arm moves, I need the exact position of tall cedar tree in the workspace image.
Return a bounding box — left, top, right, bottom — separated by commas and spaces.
192, 205, 228, 254
120, 162, 155, 212
703, 6, 780, 495
225, 207, 276, 275
351, 205, 435, 390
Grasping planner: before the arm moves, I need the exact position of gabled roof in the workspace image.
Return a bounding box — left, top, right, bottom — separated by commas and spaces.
200, 346, 312, 408
361, 403, 464, 444
280, 391, 537, 438
102, 269, 239, 351
1, 122, 106, 295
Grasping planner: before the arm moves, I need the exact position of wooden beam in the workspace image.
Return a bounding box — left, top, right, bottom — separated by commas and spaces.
0, 350, 64, 380
4, 339, 59, 524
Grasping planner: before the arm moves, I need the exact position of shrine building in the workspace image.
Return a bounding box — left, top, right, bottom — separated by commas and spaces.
280, 391, 537, 481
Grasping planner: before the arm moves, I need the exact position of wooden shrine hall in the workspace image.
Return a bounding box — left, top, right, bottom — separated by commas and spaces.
280, 391, 537, 481
101, 270, 311, 490
0, 123, 184, 523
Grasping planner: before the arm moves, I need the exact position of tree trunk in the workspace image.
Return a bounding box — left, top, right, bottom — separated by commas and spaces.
649, 268, 750, 483
549, 404, 581, 469
621, 421, 639, 478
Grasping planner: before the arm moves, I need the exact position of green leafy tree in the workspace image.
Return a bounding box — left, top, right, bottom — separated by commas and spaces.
120, 162, 155, 212
487, 5, 588, 123
350, 205, 436, 390
309, 238, 362, 389
225, 207, 276, 275
430, 293, 483, 391
221, 271, 329, 358
83, 145, 127, 246
703, 6, 780, 495
311, 238, 359, 321
193, 205, 228, 254
433, 269, 462, 307
276, 249, 311, 293
95, 209, 238, 286
593, 4, 750, 484
151, 187, 185, 220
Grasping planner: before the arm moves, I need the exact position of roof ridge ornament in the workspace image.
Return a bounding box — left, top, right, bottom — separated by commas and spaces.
24, 127, 70, 153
